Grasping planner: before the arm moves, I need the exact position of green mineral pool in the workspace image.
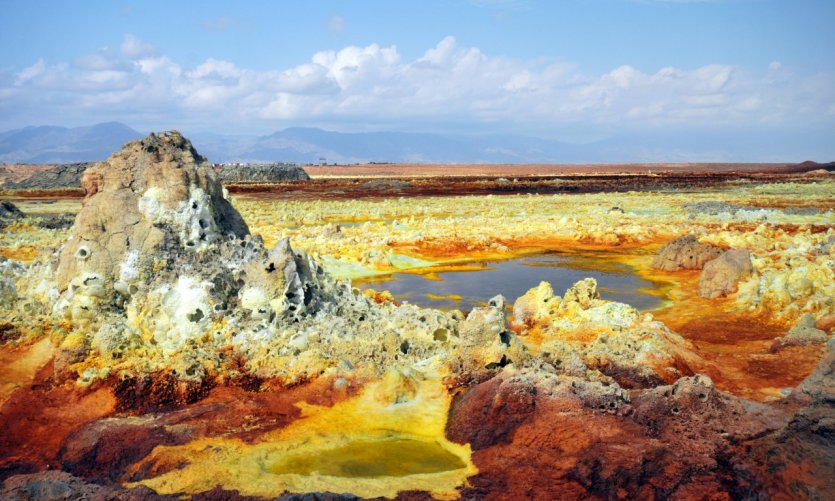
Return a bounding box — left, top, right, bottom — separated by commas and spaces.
268, 438, 467, 478
358, 252, 665, 311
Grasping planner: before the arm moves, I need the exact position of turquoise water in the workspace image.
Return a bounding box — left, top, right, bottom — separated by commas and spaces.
358, 253, 663, 311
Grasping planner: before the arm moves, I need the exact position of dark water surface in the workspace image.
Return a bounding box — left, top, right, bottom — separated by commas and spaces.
358, 253, 664, 311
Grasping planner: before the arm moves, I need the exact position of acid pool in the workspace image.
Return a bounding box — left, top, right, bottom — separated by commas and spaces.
268, 437, 467, 478
358, 252, 665, 311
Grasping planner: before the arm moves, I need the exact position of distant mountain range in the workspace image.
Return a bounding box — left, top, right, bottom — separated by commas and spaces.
0, 122, 144, 163
0, 122, 831, 164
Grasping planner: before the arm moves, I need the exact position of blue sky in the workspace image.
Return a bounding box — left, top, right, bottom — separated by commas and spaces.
1, 0, 834, 158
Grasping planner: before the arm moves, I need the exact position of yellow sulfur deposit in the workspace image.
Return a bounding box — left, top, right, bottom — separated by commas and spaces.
129, 369, 477, 499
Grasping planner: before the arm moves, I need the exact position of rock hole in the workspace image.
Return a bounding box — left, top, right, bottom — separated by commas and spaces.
358, 314, 366, 322
186, 241, 195, 247
187, 309, 204, 322
266, 262, 276, 273
400, 340, 410, 354
698, 393, 708, 402
198, 219, 208, 229
671, 406, 680, 415
485, 354, 511, 370
499, 331, 512, 347
192, 201, 198, 210
433, 329, 448, 342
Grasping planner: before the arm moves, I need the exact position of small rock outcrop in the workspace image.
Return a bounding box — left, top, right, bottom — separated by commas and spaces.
771, 313, 829, 350
651, 234, 722, 271
698, 248, 753, 298
214, 163, 310, 183
2, 162, 93, 190
0, 201, 24, 229
510, 279, 704, 388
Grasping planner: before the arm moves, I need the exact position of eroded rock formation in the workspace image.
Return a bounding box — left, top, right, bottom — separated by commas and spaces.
511, 279, 703, 387
698, 248, 753, 298
651, 234, 722, 271
53, 131, 249, 323
772, 312, 830, 350
446, 341, 834, 500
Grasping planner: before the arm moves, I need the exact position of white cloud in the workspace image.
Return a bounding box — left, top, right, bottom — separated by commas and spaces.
121, 34, 155, 58
15, 59, 45, 86
2, 34, 833, 134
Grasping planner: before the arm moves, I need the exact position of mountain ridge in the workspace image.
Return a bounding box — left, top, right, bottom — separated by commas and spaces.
1, 122, 832, 165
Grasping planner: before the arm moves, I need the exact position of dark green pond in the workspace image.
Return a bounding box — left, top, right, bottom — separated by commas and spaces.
358, 253, 664, 311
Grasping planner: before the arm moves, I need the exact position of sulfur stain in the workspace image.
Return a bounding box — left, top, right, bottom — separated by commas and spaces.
128, 370, 477, 499
268, 437, 467, 477
0, 337, 53, 405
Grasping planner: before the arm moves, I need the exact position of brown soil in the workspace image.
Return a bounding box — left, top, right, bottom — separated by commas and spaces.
227, 171, 828, 201
304, 161, 831, 178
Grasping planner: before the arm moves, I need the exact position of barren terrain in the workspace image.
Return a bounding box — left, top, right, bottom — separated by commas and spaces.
1, 139, 833, 500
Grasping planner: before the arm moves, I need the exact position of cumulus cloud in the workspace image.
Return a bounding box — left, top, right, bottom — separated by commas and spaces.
1, 34, 833, 134
121, 34, 155, 58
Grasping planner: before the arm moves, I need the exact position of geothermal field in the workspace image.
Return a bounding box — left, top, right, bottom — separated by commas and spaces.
0, 132, 832, 500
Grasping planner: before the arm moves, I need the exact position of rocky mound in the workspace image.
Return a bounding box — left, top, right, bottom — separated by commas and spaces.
2, 162, 93, 190
651, 234, 722, 271
510, 279, 705, 387
698, 248, 753, 298
8, 132, 527, 389
215, 163, 310, 183
53, 131, 249, 324
0, 201, 24, 229
771, 313, 829, 350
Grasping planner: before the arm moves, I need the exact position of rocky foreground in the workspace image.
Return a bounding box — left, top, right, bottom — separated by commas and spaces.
0, 132, 832, 500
